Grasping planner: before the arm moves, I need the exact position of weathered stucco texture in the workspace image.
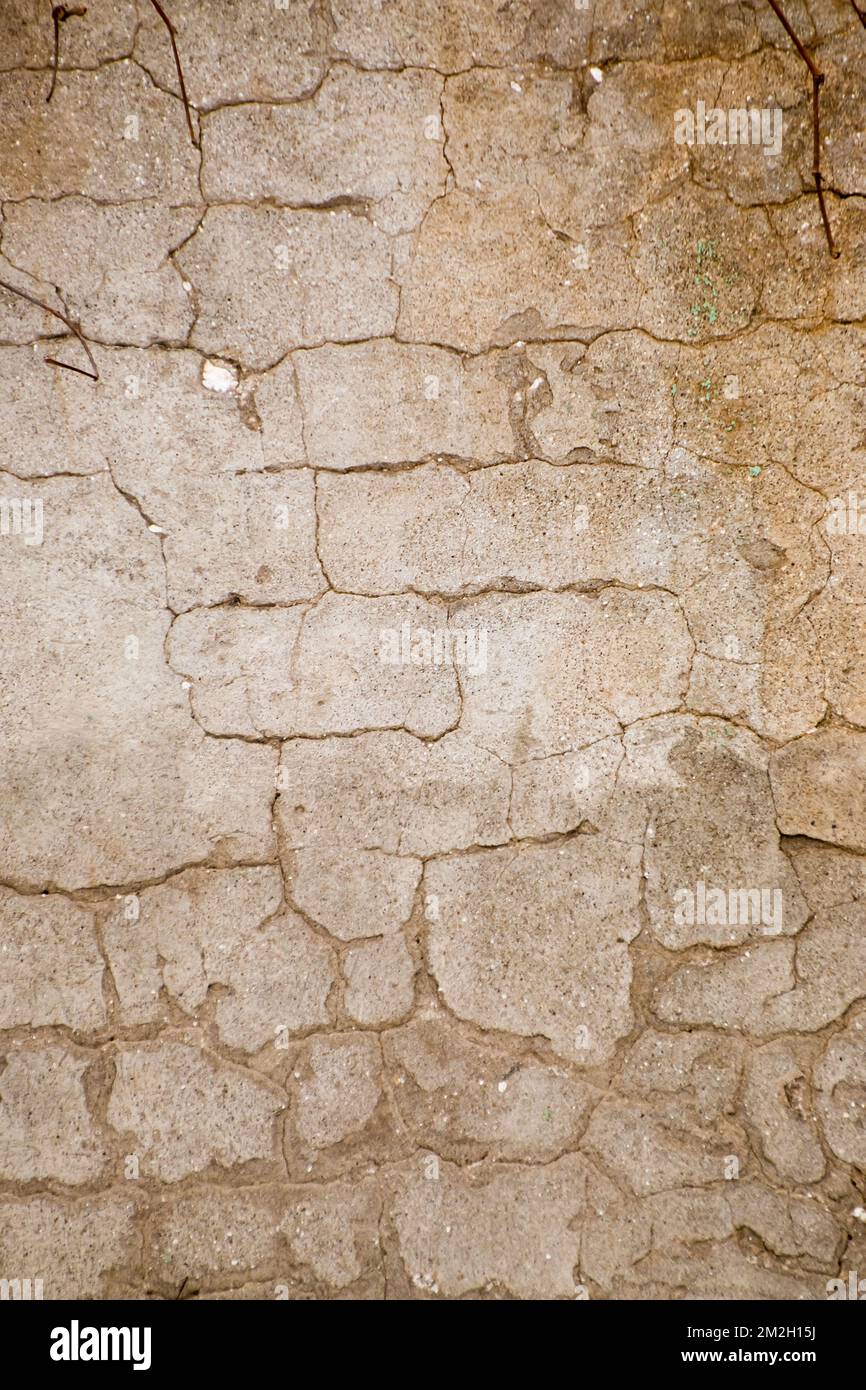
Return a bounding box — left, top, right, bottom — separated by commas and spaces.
1, 0, 866, 1301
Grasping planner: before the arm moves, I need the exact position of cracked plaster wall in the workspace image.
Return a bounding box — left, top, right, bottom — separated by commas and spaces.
0, 0, 866, 1300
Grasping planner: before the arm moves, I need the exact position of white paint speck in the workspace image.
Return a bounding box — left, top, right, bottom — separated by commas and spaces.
202, 359, 238, 393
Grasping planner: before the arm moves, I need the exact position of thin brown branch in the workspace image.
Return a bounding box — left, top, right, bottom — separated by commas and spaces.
766, 0, 822, 77
46, 6, 87, 104
0, 278, 98, 381
852, 1, 866, 30
766, 0, 839, 257
811, 74, 837, 258
146, 0, 197, 146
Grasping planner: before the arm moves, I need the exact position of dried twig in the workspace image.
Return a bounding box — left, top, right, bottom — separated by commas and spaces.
0, 278, 98, 380
146, 0, 197, 146
852, 2, 866, 30
766, 0, 839, 256
46, 5, 87, 104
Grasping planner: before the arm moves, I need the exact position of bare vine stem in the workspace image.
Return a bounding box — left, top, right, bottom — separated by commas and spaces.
46, 5, 87, 103
0, 278, 98, 380
46, 1, 196, 145
146, 0, 197, 146
766, 0, 839, 256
